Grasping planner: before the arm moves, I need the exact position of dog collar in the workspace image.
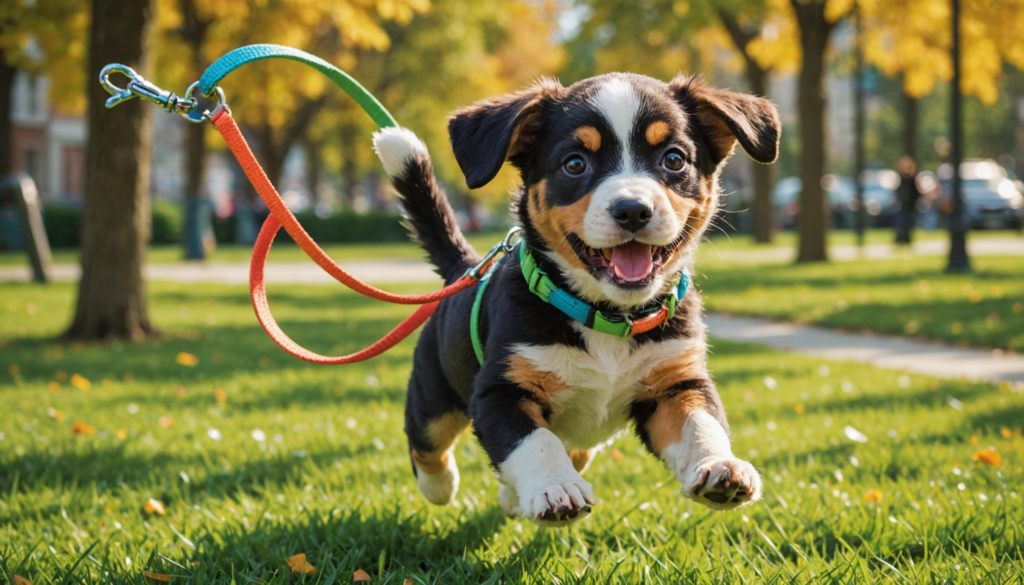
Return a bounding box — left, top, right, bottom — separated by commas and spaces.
518, 243, 688, 339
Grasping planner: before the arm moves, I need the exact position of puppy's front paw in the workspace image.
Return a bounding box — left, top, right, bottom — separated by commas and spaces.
517, 474, 596, 528
682, 456, 761, 511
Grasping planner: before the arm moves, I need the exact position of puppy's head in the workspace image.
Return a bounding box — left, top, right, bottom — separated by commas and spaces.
449, 73, 780, 310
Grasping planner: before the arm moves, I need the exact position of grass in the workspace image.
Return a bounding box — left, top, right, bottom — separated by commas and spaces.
2, 281, 1023, 583
1, 228, 1017, 267
698, 255, 1024, 352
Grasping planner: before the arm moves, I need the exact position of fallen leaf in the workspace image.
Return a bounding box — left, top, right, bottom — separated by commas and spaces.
116, 429, 128, 439
288, 553, 316, 575
970, 435, 979, 446
611, 449, 623, 461
404, 580, 413, 585
72, 422, 96, 435
143, 572, 173, 582
55, 370, 67, 382
353, 569, 370, 582
864, 489, 883, 503
159, 416, 174, 428
8, 364, 19, 376
14, 576, 32, 585
795, 403, 805, 414
144, 498, 166, 515
973, 448, 1002, 466
176, 352, 199, 367
47, 408, 63, 421
174, 385, 186, 397
48, 381, 59, 393
1001, 428, 1013, 439
71, 374, 91, 391
215, 388, 227, 403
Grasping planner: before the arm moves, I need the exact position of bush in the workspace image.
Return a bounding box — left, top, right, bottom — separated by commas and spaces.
39, 201, 183, 248
290, 210, 407, 243
151, 200, 183, 245
42, 204, 81, 248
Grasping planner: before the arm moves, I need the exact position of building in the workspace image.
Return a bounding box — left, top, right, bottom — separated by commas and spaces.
9, 70, 86, 203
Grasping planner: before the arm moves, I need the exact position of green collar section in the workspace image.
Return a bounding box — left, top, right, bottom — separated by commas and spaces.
469, 243, 691, 366
518, 244, 689, 338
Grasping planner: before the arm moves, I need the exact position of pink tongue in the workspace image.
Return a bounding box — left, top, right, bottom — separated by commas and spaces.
609, 241, 654, 282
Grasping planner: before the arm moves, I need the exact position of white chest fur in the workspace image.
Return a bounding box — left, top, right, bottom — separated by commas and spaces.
509, 324, 698, 451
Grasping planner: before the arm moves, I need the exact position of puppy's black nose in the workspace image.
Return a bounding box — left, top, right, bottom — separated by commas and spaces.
611, 199, 652, 233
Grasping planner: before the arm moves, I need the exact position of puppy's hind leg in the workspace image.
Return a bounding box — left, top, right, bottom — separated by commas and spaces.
406, 363, 470, 506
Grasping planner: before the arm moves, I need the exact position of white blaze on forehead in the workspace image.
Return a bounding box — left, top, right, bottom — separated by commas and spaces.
590, 77, 642, 175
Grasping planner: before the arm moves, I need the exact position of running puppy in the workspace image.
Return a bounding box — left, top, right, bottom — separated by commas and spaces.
373, 72, 780, 528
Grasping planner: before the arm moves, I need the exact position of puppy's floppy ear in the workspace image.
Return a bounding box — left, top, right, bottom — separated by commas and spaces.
670, 74, 781, 165
448, 78, 563, 189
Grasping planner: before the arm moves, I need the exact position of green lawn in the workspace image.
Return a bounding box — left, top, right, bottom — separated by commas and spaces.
699, 255, 1024, 352
2, 282, 1022, 583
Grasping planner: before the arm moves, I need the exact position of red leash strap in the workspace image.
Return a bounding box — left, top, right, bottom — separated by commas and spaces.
210, 108, 477, 364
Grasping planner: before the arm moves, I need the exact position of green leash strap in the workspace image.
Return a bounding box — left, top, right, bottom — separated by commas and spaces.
198, 44, 398, 129
470, 259, 500, 365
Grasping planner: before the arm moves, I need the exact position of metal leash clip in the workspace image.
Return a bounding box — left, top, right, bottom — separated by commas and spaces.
99, 64, 228, 124
465, 226, 522, 281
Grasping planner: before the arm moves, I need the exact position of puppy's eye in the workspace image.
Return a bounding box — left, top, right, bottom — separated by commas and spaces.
663, 150, 685, 172
563, 157, 587, 176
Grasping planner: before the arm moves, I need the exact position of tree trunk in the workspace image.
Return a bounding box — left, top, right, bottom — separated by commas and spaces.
792, 0, 835, 263
903, 87, 917, 162
183, 122, 208, 259
719, 10, 775, 244
65, 0, 156, 341
0, 56, 16, 178
304, 134, 322, 205
180, 0, 211, 260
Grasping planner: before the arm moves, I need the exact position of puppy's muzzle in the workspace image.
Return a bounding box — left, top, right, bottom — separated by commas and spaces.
611, 199, 653, 233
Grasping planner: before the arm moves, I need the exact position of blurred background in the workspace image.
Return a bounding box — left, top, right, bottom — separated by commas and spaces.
0, 0, 1022, 341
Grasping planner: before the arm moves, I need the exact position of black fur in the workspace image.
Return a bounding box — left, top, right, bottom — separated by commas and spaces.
393, 155, 479, 282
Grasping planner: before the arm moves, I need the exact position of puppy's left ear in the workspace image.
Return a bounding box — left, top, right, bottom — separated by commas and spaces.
448, 77, 563, 189
670, 74, 781, 165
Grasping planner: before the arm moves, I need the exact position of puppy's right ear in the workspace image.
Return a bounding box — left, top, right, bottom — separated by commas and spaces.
448, 78, 562, 189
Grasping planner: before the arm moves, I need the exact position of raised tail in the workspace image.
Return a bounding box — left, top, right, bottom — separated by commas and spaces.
373, 127, 479, 283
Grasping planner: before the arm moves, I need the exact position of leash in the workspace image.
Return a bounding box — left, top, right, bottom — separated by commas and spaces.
99, 44, 510, 364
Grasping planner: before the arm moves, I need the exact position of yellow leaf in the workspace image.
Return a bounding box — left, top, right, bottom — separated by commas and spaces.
55, 370, 67, 382
973, 448, 1002, 467
14, 576, 33, 585
795, 404, 805, 414
215, 388, 227, 403
611, 449, 623, 461
970, 435, 979, 446
48, 381, 60, 393
159, 416, 174, 428
116, 429, 128, 439
288, 553, 316, 575
71, 373, 91, 391
1001, 428, 1013, 439
47, 408, 63, 421
864, 489, 884, 503
176, 353, 199, 367
144, 498, 166, 515
353, 569, 371, 582
143, 572, 173, 582
404, 580, 413, 585
72, 422, 96, 435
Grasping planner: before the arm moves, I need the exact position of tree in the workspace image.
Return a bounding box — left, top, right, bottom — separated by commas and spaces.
177, 0, 213, 260
0, 0, 88, 178
65, 0, 156, 340
718, 8, 778, 243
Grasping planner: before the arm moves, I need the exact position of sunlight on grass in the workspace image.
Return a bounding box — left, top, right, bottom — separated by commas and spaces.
1, 282, 1022, 583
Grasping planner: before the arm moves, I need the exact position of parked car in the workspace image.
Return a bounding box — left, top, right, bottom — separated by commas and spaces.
939, 159, 1024, 229
772, 172, 898, 230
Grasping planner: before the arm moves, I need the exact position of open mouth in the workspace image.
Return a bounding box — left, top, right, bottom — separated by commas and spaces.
567, 232, 684, 288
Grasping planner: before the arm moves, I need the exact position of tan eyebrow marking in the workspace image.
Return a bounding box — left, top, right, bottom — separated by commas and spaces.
573, 125, 602, 152
646, 121, 671, 146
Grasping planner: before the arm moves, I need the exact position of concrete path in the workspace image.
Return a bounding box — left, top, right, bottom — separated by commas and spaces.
707, 235, 1024, 263
0, 259, 441, 285
706, 313, 1024, 385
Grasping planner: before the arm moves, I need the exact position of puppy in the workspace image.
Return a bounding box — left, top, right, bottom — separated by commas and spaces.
372, 72, 780, 528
